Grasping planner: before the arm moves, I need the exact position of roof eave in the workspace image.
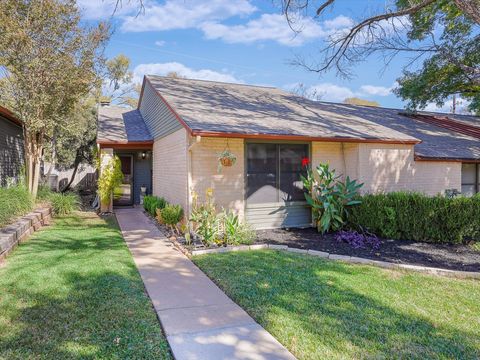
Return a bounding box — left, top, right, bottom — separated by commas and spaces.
190, 130, 421, 145
414, 154, 480, 163
0, 105, 22, 127
97, 140, 154, 149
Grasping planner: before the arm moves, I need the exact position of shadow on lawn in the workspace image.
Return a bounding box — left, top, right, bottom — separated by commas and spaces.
0, 213, 171, 359
201, 251, 479, 359
0, 271, 169, 359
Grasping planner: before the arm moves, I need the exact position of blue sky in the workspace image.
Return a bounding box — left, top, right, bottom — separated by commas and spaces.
79, 0, 454, 112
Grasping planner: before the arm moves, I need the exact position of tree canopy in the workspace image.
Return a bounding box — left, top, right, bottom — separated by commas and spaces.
282, 0, 480, 113
344, 98, 380, 107
0, 0, 109, 197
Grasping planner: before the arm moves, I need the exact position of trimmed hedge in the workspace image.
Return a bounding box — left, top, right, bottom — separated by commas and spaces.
143, 195, 167, 217
348, 192, 480, 244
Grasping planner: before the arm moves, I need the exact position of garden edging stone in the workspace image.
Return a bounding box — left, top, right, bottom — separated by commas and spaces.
188, 242, 480, 279
0, 206, 52, 261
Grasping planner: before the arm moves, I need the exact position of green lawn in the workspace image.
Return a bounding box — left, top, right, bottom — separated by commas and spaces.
194, 250, 480, 360
0, 212, 172, 359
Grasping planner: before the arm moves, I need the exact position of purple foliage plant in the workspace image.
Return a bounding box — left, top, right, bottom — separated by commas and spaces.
335, 230, 381, 250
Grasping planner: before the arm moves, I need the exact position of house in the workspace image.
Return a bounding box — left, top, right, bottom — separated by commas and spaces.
0, 105, 24, 186
97, 75, 480, 229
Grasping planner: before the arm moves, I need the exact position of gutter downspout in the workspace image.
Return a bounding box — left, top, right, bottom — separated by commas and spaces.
187, 135, 202, 219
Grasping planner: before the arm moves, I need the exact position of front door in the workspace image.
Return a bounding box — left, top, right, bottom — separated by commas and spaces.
114, 155, 133, 206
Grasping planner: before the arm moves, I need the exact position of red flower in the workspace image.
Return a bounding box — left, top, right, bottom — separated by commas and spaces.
301, 157, 310, 167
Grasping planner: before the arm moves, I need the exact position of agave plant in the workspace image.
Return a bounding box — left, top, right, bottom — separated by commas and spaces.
302, 163, 363, 233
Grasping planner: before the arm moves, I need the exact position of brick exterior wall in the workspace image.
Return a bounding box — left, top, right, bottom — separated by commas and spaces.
357, 143, 460, 195
152, 128, 189, 213
312, 142, 460, 196
311, 142, 360, 180
151, 136, 462, 223
190, 137, 245, 220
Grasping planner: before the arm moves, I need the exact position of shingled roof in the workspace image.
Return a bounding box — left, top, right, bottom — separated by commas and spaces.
97, 75, 480, 161
145, 75, 419, 144
300, 102, 480, 161
97, 106, 152, 145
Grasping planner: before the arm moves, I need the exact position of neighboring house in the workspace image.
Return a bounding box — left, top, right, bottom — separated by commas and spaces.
0, 106, 24, 186
97, 75, 480, 229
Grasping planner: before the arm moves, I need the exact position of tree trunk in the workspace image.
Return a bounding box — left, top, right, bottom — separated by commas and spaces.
62, 157, 80, 192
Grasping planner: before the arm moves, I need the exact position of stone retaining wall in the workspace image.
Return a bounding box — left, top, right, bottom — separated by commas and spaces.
0, 206, 52, 261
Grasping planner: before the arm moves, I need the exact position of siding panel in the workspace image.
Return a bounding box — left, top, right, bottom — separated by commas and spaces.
139, 81, 182, 140
0, 116, 24, 186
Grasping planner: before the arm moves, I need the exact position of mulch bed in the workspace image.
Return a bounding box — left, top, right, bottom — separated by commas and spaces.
256, 228, 480, 272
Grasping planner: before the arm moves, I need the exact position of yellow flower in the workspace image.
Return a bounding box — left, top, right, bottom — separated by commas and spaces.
206, 188, 214, 198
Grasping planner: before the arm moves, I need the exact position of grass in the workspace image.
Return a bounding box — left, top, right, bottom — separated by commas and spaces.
0, 211, 172, 359
194, 250, 480, 360
0, 185, 33, 227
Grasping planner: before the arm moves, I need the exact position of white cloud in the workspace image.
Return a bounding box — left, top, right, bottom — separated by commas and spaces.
306, 83, 355, 102
200, 14, 352, 46
323, 15, 354, 30
360, 84, 392, 96
286, 81, 395, 102
424, 97, 472, 114
133, 62, 243, 83
121, 0, 256, 32
154, 40, 166, 47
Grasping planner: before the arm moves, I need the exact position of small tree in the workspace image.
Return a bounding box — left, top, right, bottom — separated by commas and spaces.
97, 155, 123, 211
0, 0, 109, 198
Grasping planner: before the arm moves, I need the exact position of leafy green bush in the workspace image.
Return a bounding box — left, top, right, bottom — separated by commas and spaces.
0, 185, 33, 227
143, 195, 167, 217
302, 163, 363, 233
220, 210, 255, 245
190, 189, 219, 245
97, 155, 123, 207
348, 192, 480, 244
37, 184, 54, 201
160, 204, 184, 233
48, 192, 80, 215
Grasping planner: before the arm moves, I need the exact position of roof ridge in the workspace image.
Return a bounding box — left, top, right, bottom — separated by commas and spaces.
145, 74, 278, 90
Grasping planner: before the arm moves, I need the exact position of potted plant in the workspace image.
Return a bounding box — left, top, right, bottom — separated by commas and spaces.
218, 149, 236, 172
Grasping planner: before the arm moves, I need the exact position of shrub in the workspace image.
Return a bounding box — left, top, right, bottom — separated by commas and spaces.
143, 195, 167, 217
335, 230, 380, 250
189, 188, 219, 245
302, 163, 363, 233
160, 204, 184, 233
348, 192, 480, 244
37, 184, 54, 201
220, 210, 255, 245
48, 192, 80, 215
0, 185, 33, 227
97, 156, 123, 207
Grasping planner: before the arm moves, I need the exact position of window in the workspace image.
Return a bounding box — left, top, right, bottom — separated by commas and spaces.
246, 143, 309, 204
461, 163, 480, 196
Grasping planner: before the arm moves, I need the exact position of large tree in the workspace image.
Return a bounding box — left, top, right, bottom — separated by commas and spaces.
0, 0, 108, 198
282, 0, 480, 113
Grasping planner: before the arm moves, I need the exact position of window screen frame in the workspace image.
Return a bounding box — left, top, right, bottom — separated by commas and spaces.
461, 162, 480, 195
244, 140, 311, 205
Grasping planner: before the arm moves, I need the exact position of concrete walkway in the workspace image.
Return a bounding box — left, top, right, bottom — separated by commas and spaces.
115, 208, 295, 360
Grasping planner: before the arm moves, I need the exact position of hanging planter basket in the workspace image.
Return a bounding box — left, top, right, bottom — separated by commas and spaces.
220, 156, 234, 167
217, 148, 237, 172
